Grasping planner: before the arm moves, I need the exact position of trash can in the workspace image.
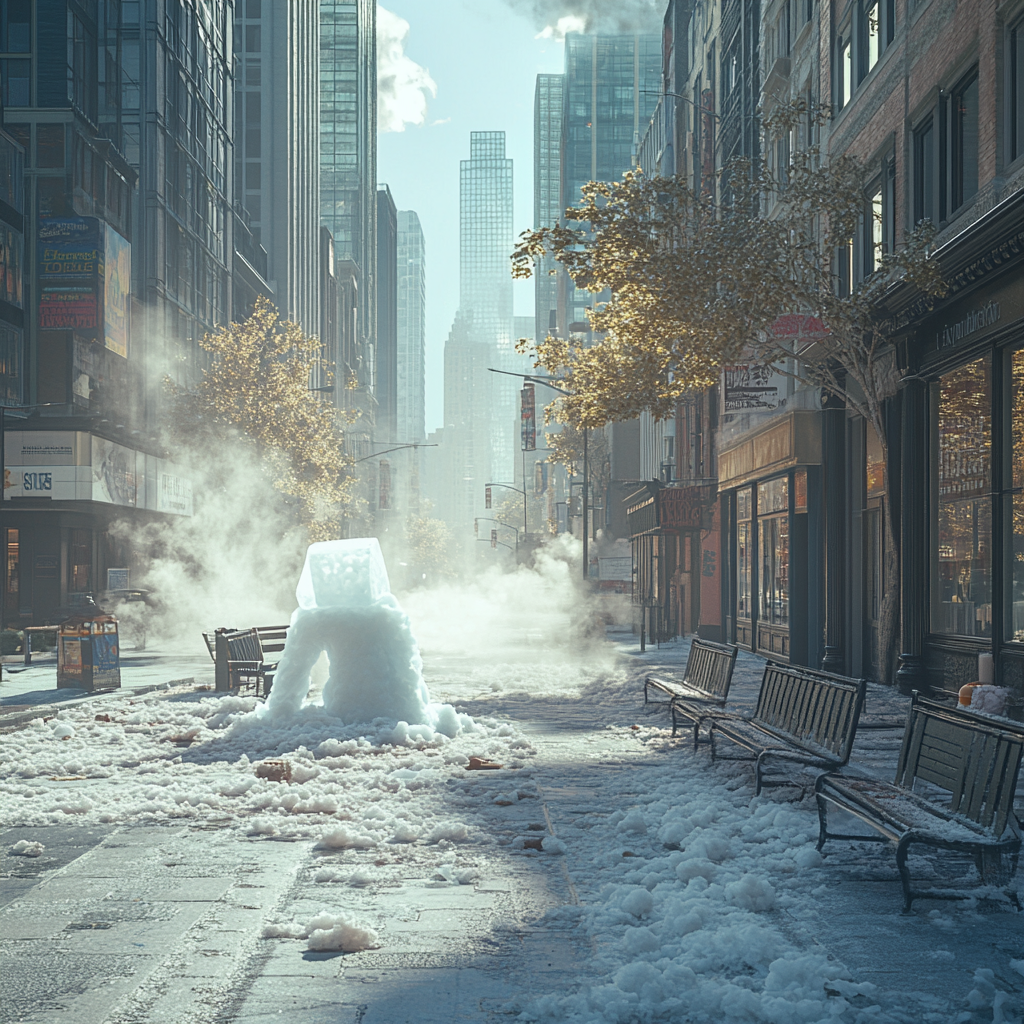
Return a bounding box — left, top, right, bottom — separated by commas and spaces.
57, 613, 121, 691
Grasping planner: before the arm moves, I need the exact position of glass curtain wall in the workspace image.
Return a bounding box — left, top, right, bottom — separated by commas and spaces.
758, 476, 789, 629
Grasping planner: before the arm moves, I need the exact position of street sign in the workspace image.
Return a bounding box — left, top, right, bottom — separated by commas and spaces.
520, 383, 536, 451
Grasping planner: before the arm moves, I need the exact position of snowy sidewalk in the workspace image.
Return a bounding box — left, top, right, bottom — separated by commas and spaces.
1, 628, 1023, 1023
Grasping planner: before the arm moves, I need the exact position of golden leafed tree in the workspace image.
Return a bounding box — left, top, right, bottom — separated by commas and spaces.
167, 296, 355, 542
512, 102, 946, 680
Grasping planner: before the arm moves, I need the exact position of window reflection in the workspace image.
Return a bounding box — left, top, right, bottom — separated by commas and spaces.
932, 357, 992, 637
737, 489, 752, 620
759, 516, 789, 626
1010, 348, 1024, 642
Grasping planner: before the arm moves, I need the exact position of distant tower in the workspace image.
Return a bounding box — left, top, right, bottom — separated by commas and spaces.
533, 74, 564, 346
397, 210, 426, 444
459, 132, 515, 493
376, 185, 398, 444
236, 0, 320, 335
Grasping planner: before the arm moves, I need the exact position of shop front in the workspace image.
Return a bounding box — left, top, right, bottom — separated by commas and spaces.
627, 482, 717, 643
896, 192, 1024, 696
2, 428, 192, 626
718, 409, 823, 666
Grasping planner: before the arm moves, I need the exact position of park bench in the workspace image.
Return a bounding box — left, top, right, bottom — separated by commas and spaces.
643, 638, 738, 745
708, 661, 867, 796
203, 624, 290, 696
815, 691, 1023, 911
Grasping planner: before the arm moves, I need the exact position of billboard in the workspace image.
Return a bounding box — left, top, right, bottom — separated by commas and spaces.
103, 224, 130, 357
92, 435, 137, 507
39, 218, 101, 330
722, 364, 787, 412
38, 218, 130, 355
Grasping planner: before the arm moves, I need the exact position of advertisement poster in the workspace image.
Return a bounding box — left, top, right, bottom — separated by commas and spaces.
38, 218, 101, 330
157, 468, 193, 516
103, 224, 130, 357
92, 435, 137, 507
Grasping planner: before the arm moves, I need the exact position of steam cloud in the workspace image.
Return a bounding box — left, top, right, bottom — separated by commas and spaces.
377, 6, 437, 133
503, 0, 664, 39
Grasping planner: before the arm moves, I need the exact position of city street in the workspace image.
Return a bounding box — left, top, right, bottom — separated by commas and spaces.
2, 614, 1022, 1024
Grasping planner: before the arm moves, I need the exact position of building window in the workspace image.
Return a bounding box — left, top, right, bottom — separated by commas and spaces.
836, 30, 852, 109
0, 0, 30, 51
865, 179, 883, 274
245, 24, 261, 52
864, 0, 881, 73
69, 529, 92, 593
913, 116, 935, 223
1008, 347, 1024, 642
931, 356, 992, 638
951, 69, 979, 213
757, 477, 789, 628
36, 124, 65, 169
737, 488, 753, 622
1010, 16, 1024, 164
0, 57, 28, 106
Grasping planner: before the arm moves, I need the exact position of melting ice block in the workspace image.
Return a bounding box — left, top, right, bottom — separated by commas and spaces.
295, 538, 391, 610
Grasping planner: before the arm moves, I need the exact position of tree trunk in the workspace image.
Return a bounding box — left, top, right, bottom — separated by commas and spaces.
874, 426, 900, 684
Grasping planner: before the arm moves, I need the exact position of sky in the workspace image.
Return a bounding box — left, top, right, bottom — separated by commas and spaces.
376, 1, 565, 436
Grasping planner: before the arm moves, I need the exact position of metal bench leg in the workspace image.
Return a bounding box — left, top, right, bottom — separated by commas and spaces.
669, 705, 678, 736
692, 718, 700, 751
896, 834, 916, 913
815, 787, 829, 852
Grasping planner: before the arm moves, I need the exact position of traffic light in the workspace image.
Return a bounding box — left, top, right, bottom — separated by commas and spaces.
490, 529, 497, 549
474, 519, 479, 536
485, 486, 492, 509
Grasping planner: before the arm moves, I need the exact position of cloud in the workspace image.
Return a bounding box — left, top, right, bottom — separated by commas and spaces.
430, 117, 451, 127
377, 6, 437, 133
503, 0, 663, 38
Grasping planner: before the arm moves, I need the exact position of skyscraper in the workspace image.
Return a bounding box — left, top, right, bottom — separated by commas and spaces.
396, 210, 425, 445
320, 0, 376, 410
234, 0, 319, 335
459, 131, 515, 491
376, 184, 398, 444
124, 0, 235, 388
560, 34, 661, 332
533, 74, 564, 346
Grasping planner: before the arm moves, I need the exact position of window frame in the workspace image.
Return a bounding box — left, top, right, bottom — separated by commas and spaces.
949, 67, 980, 215
1007, 13, 1024, 166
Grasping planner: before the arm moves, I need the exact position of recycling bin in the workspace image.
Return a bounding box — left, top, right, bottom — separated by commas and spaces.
57, 613, 121, 691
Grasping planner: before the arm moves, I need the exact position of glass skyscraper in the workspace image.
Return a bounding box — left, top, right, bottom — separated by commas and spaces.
533, 73, 564, 346
459, 131, 515, 493
320, 0, 376, 398
397, 210, 425, 445
560, 34, 661, 331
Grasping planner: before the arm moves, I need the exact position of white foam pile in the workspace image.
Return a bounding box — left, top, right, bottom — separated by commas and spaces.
505, 714, 1023, 1024
0, 690, 531, 833
263, 910, 379, 952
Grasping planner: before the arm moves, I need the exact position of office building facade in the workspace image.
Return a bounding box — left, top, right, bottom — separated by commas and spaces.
376, 184, 397, 444
233, 0, 319, 335
320, 0, 376, 409
533, 73, 563, 346
396, 209, 425, 445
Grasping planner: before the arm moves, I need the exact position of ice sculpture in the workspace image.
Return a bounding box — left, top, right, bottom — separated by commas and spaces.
259, 539, 433, 726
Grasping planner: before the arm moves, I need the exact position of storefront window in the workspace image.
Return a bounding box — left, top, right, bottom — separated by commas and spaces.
1009, 348, 1024, 642
69, 529, 92, 593
932, 357, 992, 637
759, 515, 789, 626
737, 489, 752, 620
